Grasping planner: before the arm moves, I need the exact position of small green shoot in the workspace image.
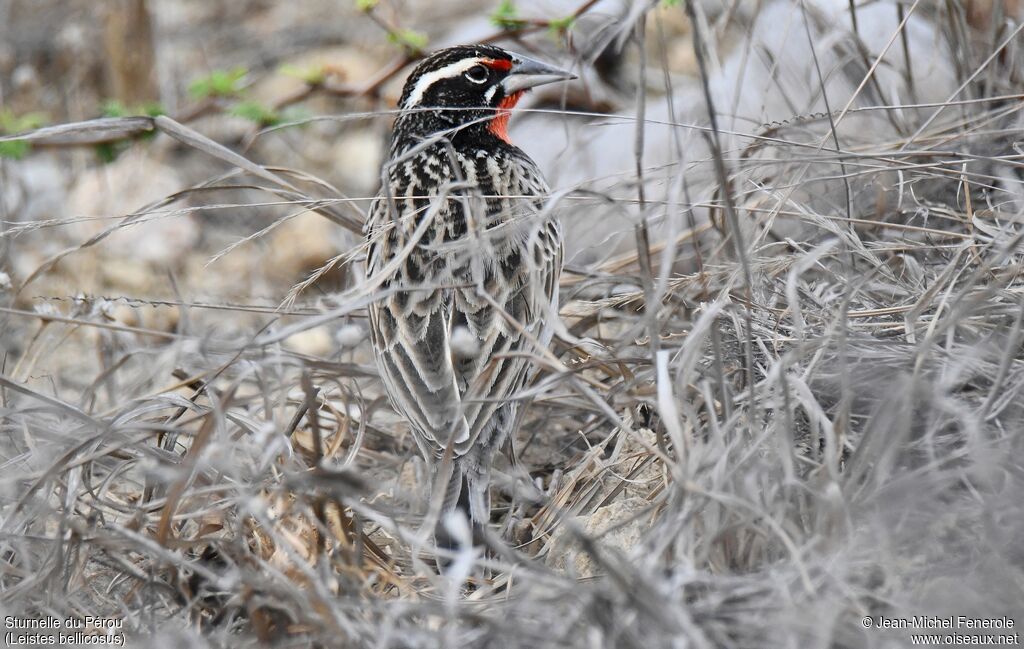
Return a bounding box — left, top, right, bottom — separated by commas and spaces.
279, 63, 328, 86
0, 110, 46, 159
229, 100, 282, 127
189, 67, 248, 99
547, 14, 575, 38
388, 29, 428, 54
491, 0, 524, 30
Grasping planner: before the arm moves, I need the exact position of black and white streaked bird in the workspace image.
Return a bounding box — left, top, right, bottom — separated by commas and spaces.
363, 45, 574, 542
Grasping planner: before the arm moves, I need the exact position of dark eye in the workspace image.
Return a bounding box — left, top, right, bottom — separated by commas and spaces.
464, 64, 490, 84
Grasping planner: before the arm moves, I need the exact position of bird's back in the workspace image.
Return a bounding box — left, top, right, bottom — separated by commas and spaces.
365, 140, 563, 464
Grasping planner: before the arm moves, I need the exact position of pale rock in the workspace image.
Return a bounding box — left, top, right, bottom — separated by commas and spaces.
547, 496, 653, 579
266, 211, 339, 281
283, 325, 333, 357
65, 151, 196, 266
98, 257, 155, 293
107, 302, 180, 335
603, 428, 664, 501
334, 323, 365, 348
3, 155, 66, 222
108, 303, 140, 328
330, 129, 385, 196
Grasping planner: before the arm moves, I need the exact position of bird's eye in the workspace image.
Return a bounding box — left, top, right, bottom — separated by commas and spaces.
464, 64, 490, 84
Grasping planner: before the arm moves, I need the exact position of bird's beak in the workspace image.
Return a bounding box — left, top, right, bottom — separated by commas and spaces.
501, 54, 577, 94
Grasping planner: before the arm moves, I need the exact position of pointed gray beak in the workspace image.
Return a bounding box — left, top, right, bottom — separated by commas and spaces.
501, 54, 577, 94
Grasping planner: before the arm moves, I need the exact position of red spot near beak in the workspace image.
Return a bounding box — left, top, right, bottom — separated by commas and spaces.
488, 90, 524, 144
482, 58, 513, 72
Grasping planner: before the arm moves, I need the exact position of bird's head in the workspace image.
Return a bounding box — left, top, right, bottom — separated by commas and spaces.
392, 44, 575, 149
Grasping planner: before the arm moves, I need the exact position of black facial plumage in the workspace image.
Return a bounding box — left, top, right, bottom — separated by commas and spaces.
391, 45, 518, 150
397, 45, 513, 109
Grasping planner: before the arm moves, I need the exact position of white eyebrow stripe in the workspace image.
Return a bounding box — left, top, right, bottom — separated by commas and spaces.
402, 57, 487, 109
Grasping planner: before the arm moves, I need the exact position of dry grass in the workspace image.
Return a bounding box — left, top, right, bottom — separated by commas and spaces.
1, 1, 1023, 647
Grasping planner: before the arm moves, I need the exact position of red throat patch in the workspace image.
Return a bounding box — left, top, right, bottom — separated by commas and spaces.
488, 90, 524, 144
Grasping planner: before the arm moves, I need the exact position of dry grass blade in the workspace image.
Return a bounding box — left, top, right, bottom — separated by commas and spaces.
0, 117, 155, 145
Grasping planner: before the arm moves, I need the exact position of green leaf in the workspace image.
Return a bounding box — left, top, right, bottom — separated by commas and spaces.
661, 0, 682, 6
547, 14, 575, 36
356, 0, 378, 10
0, 109, 46, 133
98, 101, 163, 141
279, 63, 327, 85
102, 99, 165, 118
229, 100, 281, 127
94, 141, 120, 164
140, 102, 166, 117
491, 0, 524, 30
189, 67, 248, 99
388, 29, 428, 54
0, 141, 30, 160
0, 110, 46, 159
101, 99, 129, 118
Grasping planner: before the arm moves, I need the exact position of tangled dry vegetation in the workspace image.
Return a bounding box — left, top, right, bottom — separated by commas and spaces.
1, 1, 1023, 647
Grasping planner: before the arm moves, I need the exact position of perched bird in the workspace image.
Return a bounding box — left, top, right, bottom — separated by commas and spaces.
364, 45, 574, 543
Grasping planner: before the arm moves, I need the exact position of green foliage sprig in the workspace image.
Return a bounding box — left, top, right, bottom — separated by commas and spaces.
189, 67, 249, 99
279, 63, 328, 86
547, 14, 575, 38
491, 0, 525, 30
388, 29, 429, 55
0, 110, 47, 159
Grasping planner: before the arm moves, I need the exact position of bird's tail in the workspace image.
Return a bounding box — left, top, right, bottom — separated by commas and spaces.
462, 460, 491, 528
434, 460, 490, 551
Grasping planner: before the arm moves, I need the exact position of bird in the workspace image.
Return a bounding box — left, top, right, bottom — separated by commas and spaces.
363, 44, 575, 546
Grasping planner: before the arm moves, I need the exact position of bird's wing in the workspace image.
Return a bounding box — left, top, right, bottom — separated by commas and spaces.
447, 191, 563, 456
366, 195, 472, 454
366, 158, 562, 459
